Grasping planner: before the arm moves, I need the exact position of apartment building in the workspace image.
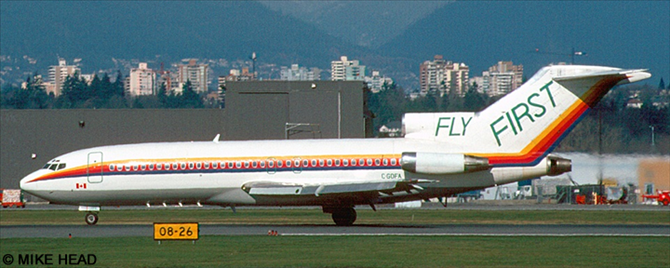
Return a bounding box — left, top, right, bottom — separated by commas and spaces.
47, 59, 80, 96
331, 56, 366, 81
128, 63, 156, 96
419, 55, 469, 96
481, 61, 523, 96
177, 59, 209, 93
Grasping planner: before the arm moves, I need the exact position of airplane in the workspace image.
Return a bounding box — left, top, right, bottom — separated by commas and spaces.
20, 64, 650, 225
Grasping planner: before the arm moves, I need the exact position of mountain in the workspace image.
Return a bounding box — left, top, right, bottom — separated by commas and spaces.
379, 1, 670, 83
259, 1, 450, 48
1, 1, 668, 89
0, 1, 372, 78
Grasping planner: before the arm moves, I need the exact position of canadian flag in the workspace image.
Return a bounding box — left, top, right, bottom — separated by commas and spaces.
76, 183, 87, 189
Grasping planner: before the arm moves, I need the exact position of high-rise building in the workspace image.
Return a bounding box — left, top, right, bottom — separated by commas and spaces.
280, 64, 321, 81
128, 63, 156, 96
47, 59, 80, 96
481, 61, 523, 96
331, 56, 366, 81
445, 62, 469, 96
365, 71, 394, 93
177, 59, 209, 93
419, 55, 469, 96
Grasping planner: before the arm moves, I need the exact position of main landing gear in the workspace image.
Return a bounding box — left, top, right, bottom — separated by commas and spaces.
85, 212, 99, 225
325, 207, 357, 226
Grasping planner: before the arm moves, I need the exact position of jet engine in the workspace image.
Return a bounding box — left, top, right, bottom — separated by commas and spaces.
400, 152, 490, 175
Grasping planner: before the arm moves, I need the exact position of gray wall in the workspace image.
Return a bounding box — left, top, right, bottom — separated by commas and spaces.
225, 81, 366, 140
1, 81, 368, 189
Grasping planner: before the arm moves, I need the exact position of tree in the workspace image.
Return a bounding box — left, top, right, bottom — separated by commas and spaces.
180, 80, 204, 108
659, 78, 666, 90
462, 82, 487, 112
368, 82, 406, 133
58, 72, 89, 108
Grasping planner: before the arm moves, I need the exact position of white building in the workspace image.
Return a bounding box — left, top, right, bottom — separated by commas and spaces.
280, 64, 321, 81
331, 56, 366, 81
419, 55, 469, 96
128, 63, 156, 96
177, 59, 209, 93
481, 61, 523, 96
47, 59, 80, 96
364, 70, 394, 93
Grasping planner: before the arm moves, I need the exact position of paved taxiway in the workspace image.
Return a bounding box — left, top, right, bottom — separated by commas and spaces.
2, 224, 668, 238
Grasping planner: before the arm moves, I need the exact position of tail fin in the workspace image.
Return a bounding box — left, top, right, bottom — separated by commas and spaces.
403, 65, 650, 166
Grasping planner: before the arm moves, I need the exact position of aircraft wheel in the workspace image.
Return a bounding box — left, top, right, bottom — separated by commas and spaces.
85, 213, 99, 225
332, 207, 356, 226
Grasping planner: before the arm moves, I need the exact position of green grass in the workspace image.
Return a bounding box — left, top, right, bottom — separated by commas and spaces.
2, 208, 669, 225
1, 236, 668, 267
2, 209, 668, 267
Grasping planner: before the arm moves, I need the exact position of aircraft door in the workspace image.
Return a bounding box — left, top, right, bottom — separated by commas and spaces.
87, 152, 103, 183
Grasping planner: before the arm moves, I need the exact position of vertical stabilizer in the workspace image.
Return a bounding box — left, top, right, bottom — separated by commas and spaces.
403, 65, 650, 166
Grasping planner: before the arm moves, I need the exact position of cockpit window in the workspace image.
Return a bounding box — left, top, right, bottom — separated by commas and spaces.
57, 163, 66, 170
43, 163, 51, 169
49, 164, 58, 170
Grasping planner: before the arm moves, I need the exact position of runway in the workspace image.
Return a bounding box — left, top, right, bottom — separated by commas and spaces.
2, 223, 668, 238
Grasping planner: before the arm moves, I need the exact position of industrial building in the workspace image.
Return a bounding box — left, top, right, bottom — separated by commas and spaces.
0, 81, 371, 190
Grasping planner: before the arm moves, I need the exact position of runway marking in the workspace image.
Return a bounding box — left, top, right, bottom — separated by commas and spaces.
281, 233, 670, 237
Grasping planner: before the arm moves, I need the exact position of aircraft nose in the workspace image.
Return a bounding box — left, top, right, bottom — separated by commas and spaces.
19, 170, 47, 194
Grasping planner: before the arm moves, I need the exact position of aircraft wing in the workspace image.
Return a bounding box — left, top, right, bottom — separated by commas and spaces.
242, 180, 399, 196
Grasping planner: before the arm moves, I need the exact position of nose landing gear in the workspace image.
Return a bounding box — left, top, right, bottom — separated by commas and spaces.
85, 212, 99, 225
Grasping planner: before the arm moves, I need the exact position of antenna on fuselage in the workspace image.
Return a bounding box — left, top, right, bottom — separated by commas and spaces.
213, 134, 221, 143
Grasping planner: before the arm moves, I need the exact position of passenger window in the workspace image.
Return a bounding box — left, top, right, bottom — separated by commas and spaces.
343, 159, 349, 166
286, 161, 292, 167
359, 159, 365, 166
157, 163, 163, 170
141, 164, 146, 170
149, 164, 155, 170
109, 164, 115, 171
327, 159, 332, 166
351, 159, 357, 166
383, 159, 388, 166
244, 161, 250, 168
303, 160, 308, 167
203, 162, 209, 169
375, 159, 380, 166
319, 159, 324, 166
335, 159, 341, 166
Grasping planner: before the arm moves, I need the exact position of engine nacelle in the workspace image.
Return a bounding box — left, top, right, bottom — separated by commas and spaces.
546, 155, 572, 176
401, 152, 490, 175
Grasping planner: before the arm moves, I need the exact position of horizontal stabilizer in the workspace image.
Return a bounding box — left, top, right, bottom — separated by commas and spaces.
553, 68, 651, 84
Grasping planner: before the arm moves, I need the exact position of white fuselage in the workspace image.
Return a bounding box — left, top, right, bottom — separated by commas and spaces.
19, 138, 552, 207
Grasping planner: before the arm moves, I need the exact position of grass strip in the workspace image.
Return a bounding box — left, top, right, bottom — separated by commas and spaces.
1, 236, 668, 267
